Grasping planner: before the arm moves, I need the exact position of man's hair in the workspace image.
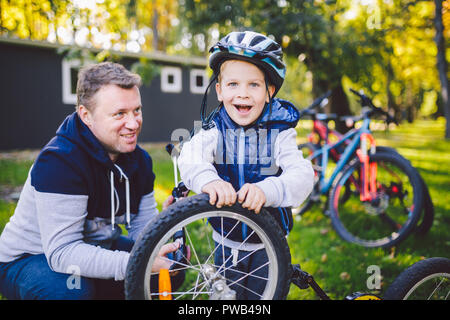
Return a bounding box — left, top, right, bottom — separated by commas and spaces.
76, 62, 141, 111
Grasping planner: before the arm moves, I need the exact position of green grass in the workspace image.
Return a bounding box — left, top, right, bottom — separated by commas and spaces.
0, 159, 33, 186
0, 119, 448, 300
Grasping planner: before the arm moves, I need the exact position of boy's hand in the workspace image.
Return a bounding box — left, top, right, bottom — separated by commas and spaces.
237, 183, 266, 214
202, 180, 237, 208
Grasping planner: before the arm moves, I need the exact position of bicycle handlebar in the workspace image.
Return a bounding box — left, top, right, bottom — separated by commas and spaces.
298, 90, 332, 118
349, 88, 398, 125
309, 90, 332, 110
299, 89, 397, 125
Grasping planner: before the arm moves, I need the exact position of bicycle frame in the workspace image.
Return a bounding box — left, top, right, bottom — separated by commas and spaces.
306, 117, 377, 198
308, 117, 348, 161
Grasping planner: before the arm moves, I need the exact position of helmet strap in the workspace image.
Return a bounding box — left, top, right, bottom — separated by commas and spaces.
200, 73, 219, 130
264, 78, 274, 126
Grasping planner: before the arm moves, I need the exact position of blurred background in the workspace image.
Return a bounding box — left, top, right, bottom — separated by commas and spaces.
0, 0, 449, 148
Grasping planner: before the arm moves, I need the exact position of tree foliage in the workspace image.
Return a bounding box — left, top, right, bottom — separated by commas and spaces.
0, 0, 180, 52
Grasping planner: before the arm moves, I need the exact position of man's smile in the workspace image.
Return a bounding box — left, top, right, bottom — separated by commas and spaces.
120, 132, 138, 143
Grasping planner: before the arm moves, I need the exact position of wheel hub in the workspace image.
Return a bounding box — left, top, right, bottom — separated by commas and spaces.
202, 264, 236, 300
363, 193, 389, 216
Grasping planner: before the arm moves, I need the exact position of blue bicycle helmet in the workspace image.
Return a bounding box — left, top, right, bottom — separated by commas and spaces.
209, 31, 286, 96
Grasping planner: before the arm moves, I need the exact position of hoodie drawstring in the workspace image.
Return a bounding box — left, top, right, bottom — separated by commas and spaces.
110, 164, 131, 230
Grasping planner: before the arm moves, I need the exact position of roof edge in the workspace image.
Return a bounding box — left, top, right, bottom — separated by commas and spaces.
0, 36, 207, 67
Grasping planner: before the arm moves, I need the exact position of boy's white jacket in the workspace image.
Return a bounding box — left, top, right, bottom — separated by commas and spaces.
178, 126, 314, 209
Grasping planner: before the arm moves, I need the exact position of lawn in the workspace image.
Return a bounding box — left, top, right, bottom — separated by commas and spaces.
0, 118, 448, 300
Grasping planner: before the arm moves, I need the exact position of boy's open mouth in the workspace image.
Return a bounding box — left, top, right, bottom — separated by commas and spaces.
234, 104, 253, 114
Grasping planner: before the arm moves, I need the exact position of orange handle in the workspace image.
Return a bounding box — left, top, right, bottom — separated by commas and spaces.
159, 268, 172, 300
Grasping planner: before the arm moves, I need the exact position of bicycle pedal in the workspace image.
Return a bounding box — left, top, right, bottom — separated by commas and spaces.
292, 277, 310, 290
291, 264, 310, 290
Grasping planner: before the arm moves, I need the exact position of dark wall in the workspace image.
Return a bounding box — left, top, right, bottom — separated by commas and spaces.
0, 42, 72, 150
0, 42, 216, 151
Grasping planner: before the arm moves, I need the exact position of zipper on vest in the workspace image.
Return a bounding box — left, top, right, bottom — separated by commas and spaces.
238, 128, 246, 188
238, 129, 248, 240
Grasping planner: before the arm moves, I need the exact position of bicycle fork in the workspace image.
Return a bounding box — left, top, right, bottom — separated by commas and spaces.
357, 133, 377, 202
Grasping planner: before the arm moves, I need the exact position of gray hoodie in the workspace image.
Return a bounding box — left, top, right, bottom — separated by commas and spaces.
0, 112, 158, 280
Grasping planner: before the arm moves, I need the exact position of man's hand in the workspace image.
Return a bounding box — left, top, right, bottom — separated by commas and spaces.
162, 187, 190, 210
151, 242, 191, 273
151, 242, 180, 272
201, 179, 237, 208
162, 195, 175, 210
237, 183, 266, 214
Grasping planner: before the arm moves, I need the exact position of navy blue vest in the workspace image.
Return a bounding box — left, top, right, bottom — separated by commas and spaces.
208, 99, 300, 242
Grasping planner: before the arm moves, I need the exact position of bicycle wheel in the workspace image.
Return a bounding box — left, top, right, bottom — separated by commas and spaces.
328, 152, 423, 248
292, 143, 320, 216
384, 257, 450, 300
376, 146, 434, 236
125, 193, 292, 300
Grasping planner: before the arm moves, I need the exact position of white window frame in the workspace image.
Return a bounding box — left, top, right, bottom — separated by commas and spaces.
62, 59, 81, 105
190, 69, 208, 94
160, 66, 182, 93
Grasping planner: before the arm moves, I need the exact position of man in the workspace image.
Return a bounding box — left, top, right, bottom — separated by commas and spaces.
0, 62, 178, 299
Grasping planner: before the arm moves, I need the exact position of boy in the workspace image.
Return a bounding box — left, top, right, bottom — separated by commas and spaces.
178, 31, 314, 299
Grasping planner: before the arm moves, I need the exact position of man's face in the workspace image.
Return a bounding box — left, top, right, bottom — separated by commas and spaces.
216, 60, 274, 127
79, 84, 143, 162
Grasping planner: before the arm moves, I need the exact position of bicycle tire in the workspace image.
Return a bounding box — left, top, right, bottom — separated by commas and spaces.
328, 152, 424, 248
383, 257, 450, 300
125, 193, 292, 300
376, 146, 434, 235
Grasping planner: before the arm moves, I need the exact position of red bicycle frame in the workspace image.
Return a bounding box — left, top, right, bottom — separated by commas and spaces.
306, 117, 378, 202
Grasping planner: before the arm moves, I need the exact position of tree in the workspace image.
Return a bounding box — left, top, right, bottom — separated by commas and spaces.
0, 0, 181, 53
434, 0, 450, 138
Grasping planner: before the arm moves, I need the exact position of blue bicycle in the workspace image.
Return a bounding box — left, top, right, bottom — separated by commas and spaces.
295, 89, 424, 248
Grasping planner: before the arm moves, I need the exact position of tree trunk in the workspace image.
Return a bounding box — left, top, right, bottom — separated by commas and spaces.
312, 77, 351, 133
152, 8, 159, 50
330, 83, 352, 133
386, 60, 401, 122
434, 0, 450, 138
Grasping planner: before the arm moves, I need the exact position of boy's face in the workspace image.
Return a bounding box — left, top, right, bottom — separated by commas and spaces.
216, 60, 275, 127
